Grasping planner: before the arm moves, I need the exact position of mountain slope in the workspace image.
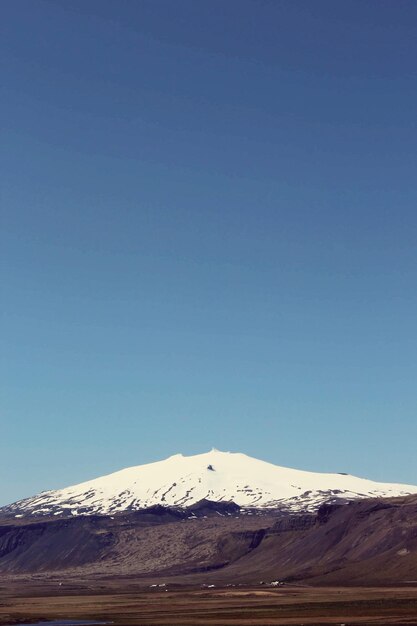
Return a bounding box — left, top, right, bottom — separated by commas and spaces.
219, 494, 417, 586
1, 496, 417, 586
2, 450, 417, 517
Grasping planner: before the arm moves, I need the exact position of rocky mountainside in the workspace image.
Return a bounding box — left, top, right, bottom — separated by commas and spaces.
2, 450, 417, 517
1, 495, 417, 586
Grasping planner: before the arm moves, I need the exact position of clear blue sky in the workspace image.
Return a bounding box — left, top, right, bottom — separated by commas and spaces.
2, 0, 417, 505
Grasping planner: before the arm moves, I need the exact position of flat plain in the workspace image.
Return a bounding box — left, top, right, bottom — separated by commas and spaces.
1, 582, 417, 626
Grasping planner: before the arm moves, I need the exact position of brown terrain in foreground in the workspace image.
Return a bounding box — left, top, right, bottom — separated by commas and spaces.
1, 496, 417, 624
1, 583, 417, 625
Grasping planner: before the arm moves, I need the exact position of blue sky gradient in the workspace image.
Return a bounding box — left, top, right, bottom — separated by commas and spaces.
2, 0, 417, 504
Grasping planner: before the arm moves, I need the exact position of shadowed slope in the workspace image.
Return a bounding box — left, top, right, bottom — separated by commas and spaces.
1, 496, 417, 585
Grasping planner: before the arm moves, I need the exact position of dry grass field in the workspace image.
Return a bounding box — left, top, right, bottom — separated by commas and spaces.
1, 583, 417, 625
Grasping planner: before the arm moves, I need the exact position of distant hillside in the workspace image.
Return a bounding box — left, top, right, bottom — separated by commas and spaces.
1, 495, 417, 586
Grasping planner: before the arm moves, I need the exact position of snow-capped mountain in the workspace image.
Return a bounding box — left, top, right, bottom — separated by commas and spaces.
3, 449, 417, 518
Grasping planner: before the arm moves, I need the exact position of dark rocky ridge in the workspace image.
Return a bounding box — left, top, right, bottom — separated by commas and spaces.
1, 495, 417, 585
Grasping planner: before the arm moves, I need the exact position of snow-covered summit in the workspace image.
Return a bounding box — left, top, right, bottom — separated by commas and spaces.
4, 449, 417, 517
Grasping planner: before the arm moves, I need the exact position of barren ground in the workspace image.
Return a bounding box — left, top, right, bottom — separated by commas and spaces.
1, 582, 417, 625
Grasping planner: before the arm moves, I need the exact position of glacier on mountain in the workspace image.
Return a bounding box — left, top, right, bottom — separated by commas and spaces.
3, 449, 417, 518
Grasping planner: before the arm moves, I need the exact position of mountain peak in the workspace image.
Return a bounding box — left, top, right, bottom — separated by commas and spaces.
3, 450, 417, 519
